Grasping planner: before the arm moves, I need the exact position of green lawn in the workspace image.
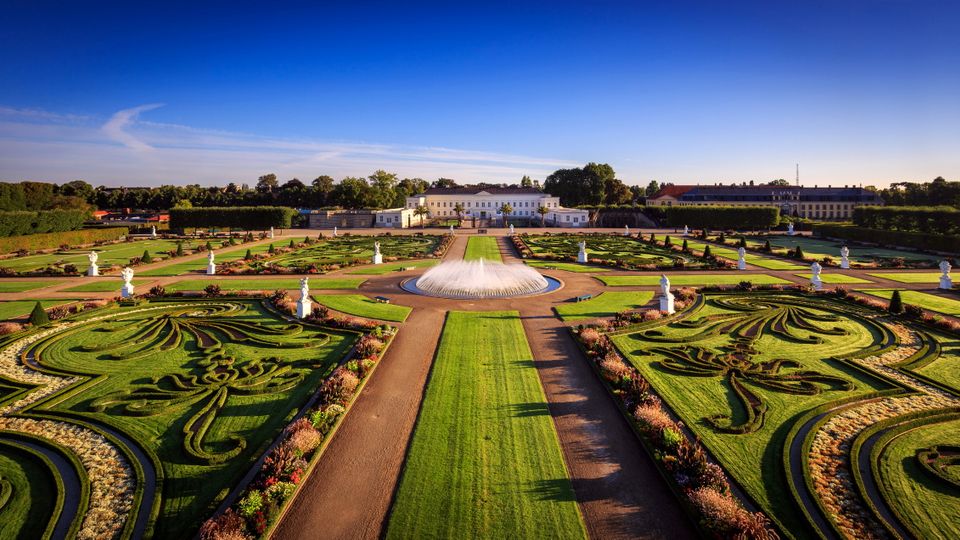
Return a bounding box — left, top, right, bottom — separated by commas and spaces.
867, 272, 942, 284
312, 294, 411, 322
610, 293, 890, 535
0, 441, 58, 539
386, 311, 586, 539
61, 279, 154, 292
269, 235, 442, 269
0, 300, 69, 321
859, 289, 960, 316
464, 236, 503, 262
524, 260, 608, 273
554, 291, 654, 321
743, 235, 936, 264
139, 243, 274, 276
523, 233, 710, 269
165, 278, 365, 292
33, 299, 356, 538
0, 239, 205, 274
346, 259, 439, 275
684, 240, 806, 270
597, 274, 789, 287
794, 273, 873, 284
875, 417, 960, 540
0, 281, 64, 293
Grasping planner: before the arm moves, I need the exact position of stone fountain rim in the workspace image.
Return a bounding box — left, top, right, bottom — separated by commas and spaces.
398, 274, 564, 300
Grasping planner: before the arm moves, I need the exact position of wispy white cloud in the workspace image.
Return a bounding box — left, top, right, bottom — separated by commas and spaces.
0, 103, 578, 185
101, 103, 164, 151
0, 106, 90, 123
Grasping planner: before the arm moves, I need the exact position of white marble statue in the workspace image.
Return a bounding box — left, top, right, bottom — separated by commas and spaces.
509, 224, 515, 235
333, 226, 338, 237
940, 259, 953, 290
450, 225, 455, 235
150, 226, 157, 238
683, 225, 689, 236
624, 225, 630, 236
577, 241, 588, 263
120, 267, 135, 298
658, 274, 675, 314
206, 250, 216, 275
269, 226, 275, 239
296, 277, 312, 319
372, 240, 383, 265
737, 247, 747, 270
87, 251, 99, 277
787, 222, 795, 236
810, 261, 823, 290
840, 246, 850, 269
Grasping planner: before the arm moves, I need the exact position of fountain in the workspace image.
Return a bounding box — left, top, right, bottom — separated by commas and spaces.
402, 259, 561, 299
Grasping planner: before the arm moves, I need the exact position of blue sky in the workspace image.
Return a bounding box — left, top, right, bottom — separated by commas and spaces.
0, 0, 957, 187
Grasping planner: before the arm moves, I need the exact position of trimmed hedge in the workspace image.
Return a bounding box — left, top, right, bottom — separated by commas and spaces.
0, 227, 128, 254
814, 223, 960, 254
0, 209, 88, 237
170, 207, 296, 231
664, 206, 780, 230
853, 206, 960, 234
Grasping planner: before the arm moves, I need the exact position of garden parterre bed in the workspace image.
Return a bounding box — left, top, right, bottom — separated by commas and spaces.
267, 235, 444, 271
516, 233, 715, 270
597, 274, 789, 287
464, 236, 503, 262
858, 289, 960, 316
554, 291, 654, 321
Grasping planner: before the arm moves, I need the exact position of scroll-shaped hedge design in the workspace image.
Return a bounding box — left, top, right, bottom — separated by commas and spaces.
81, 303, 326, 360
916, 445, 960, 489
642, 296, 848, 344
650, 339, 853, 433
91, 353, 303, 464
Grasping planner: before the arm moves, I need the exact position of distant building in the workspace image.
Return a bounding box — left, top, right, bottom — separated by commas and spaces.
646, 184, 883, 220
405, 187, 590, 227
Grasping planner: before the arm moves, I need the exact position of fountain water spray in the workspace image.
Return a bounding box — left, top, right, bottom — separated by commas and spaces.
406, 259, 555, 298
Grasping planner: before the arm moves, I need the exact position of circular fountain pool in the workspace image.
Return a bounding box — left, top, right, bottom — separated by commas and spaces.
401, 259, 562, 299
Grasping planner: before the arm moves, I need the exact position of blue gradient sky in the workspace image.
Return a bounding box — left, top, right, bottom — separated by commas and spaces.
1, 0, 957, 187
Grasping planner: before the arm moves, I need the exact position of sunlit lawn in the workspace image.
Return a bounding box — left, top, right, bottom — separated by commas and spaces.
554, 291, 654, 321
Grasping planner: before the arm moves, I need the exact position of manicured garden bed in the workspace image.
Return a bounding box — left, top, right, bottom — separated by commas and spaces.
346, 259, 439, 275
312, 294, 411, 322
266, 235, 446, 272
866, 272, 941, 283
524, 260, 608, 272
0, 239, 204, 276
0, 281, 64, 293
0, 300, 69, 321
164, 278, 365, 292
554, 291, 654, 321
859, 289, 960, 316
463, 236, 502, 262
515, 233, 716, 270
386, 311, 586, 539
596, 274, 789, 286
793, 273, 873, 284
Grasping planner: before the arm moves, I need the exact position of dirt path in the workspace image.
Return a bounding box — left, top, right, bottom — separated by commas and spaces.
271, 306, 446, 540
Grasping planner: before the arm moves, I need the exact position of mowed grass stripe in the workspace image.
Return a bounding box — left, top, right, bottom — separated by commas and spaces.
464, 236, 503, 262
164, 278, 364, 292
555, 291, 654, 321
0, 281, 65, 293
312, 294, 411, 322
597, 274, 789, 286
386, 311, 585, 539
793, 273, 873, 284
866, 272, 941, 284
858, 289, 960, 316
346, 259, 439, 275
524, 260, 608, 273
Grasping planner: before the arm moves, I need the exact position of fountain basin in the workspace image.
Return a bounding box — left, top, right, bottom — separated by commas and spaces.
400, 260, 562, 299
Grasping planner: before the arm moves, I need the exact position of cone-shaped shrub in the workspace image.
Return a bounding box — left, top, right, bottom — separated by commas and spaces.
289, 239, 295, 249
738, 237, 747, 248
268, 243, 276, 254
29, 301, 49, 326
703, 245, 713, 258
244, 249, 253, 260
682, 239, 689, 252
176, 242, 184, 257
763, 239, 771, 251
794, 245, 804, 259
205, 241, 213, 251
888, 290, 904, 314
141, 249, 153, 264
664, 235, 672, 247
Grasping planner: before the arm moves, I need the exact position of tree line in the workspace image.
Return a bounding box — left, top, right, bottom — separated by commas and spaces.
877, 177, 958, 207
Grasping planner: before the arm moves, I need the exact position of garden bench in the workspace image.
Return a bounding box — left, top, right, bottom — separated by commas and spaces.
575, 294, 592, 302
374, 296, 391, 304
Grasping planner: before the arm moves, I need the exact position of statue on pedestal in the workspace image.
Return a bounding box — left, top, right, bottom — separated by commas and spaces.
150, 226, 157, 238
658, 274, 675, 314
206, 250, 216, 275
787, 222, 795, 236
296, 277, 312, 319
120, 267, 135, 298
940, 260, 953, 290
840, 246, 850, 269
372, 241, 383, 264
509, 224, 515, 235
87, 251, 99, 277
737, 247, 747, 270
810, 261, 823, 290
577, 241, 588, 263
683, 225, 689, 236
333, 226, 338, 237
624, 225, 630, 236
269, 226, 275, 239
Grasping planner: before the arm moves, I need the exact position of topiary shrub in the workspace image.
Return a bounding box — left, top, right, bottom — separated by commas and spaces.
176, 242, 184, 257
681, 239, 689, 252
888, 290, 904, 314
141, 249, 153, 264
244, 249, 253, 260
763, 239, 771, 251
29, 301, 49, 326
703, 245, 712, 259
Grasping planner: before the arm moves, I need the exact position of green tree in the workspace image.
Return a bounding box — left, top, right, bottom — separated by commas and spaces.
888, 290, 904, 314
332, 177, 372, 209
537, 205, 549, 227
453, 203, 465, 224
520, 175, 533, 188
176, 242, 184, 257
767, 178, 790, 187
29, 301, 49, 326
498, 203, 513, 225
141, 249, 153, 264
431, 178, 458, 189
368, 170, 399, 209
414, 205, 429, 228
645, 180, 661, 197
256, 173, 279, 193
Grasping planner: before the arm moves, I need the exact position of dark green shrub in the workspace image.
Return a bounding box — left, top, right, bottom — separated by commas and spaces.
703, 245, 712, 258
176, 242, 184, 257
244, 249, 253, 260
141, 249, 153, 264
888, 290, 904, 314
29, 301, 49, 326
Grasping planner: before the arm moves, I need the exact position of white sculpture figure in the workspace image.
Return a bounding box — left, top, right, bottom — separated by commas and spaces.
269, 226, 275, 239
940, 260, 953, 290
683, 225, 689, 236
372, 240, 383, 265
737, 247, 747, 270
624, 225, 630, 236
296, 277, 312, 319
577, 241, 588, 263
450, 225, 455, 235
120, 267, 135, 298
206, 250, 216, 275
787, 222, 795, 236
810, 261, 823, 291
150, 226, 157, 238
87, 251, 99, 277
658, 274, 675, 314
333, 226, 338, 237
509, 224, 515, 235
840, 246, 850, 269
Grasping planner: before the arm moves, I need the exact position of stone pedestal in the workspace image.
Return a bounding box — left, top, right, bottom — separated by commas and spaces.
659, 293, 675, 314
87, 264, 99, 277
840, 258, 850, 269
121, 283, 135, 298
737, 259, 746, 270
296, 298, 312, 319
811, 277, 823, 291
577, 251, 588, 263
207, 263, 216, 275
940, 275, 953, 290
373, 253, 383, 265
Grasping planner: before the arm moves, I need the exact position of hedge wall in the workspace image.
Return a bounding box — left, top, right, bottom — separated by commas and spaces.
664, 206, 780, 230
0, 209, 88, 237
169, 207, 296, 230
0, 227, 128, 253
852, 206, 960, 235
814, 223, 960, 254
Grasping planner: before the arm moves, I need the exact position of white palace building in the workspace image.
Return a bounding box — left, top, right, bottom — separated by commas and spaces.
373, 186, 590, 228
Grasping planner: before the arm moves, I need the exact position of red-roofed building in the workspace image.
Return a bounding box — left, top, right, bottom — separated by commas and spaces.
646, 185, 696, 206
